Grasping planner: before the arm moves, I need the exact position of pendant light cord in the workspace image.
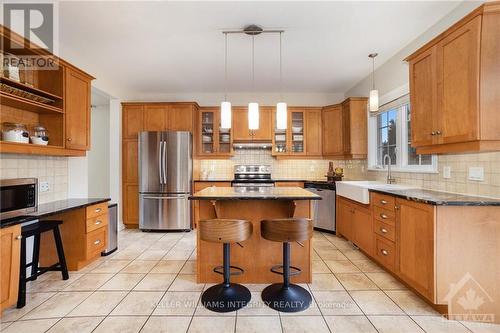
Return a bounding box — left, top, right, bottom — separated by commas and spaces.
224, 32, 228, 101
279, 32, 283, 101
372, 56, 375, 90
252, 35, 255, 91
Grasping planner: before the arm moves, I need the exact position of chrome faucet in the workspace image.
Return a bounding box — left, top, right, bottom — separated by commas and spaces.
383, 154, 396, 184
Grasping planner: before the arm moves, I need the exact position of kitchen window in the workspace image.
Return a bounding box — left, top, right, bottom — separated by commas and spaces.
368, 93, 437, 172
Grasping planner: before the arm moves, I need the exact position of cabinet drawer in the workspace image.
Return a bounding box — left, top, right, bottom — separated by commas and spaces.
86, 203, 108, 219
86, 227, 106, 257
372, 193, 395, 211
375, 235, 396, 271
86, 214, 108, 233
374, 219, 396, 242
374, 206, 396, 226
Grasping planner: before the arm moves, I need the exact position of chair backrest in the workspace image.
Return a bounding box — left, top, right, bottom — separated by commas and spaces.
199, 219, 253, 243
261, 218, 313, 243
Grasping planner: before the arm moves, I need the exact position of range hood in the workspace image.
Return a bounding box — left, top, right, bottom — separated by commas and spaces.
233, 142, 272, 150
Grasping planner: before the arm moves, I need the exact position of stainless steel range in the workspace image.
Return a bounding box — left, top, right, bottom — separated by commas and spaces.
232, 165, 274, 188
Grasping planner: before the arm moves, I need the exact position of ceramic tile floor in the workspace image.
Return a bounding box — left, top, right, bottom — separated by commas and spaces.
1, 229, 499, 333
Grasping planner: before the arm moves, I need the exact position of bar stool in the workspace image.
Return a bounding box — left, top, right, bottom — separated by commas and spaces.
261, 218, 313, 312
17, 220, 69, 308
199, 219, 252, 312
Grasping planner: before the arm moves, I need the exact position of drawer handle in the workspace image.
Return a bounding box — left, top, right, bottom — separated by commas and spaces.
380, 213, 388, 219
94, 240, 101, 245
380, 200, 387, 205
95, 220, 102, 225
381, 249, 389, 256
380, 228, 388, 234
95, 208, 102, 213
16, 235, 22, 240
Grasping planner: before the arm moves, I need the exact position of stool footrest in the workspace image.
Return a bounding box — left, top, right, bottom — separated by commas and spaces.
213, 265, 244, 276
270, 264, 301, 276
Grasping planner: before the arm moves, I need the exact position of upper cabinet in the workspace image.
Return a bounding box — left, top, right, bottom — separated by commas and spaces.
197, 107, 233, 157
407, 3, 500, 154
322, 97, 368, 159
65, 67, 92, 150
122, 105, 144, 140
233, 107, 272, 142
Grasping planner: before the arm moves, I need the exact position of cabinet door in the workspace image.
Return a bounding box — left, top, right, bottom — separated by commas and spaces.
409, 46, 438, 147
168, 104, 194, 131
1, 224, 21, 311
232, 108, 252, 141
252, 107, 272, 141
347, 99, 368, 157
144, 104, 168, 131
396, 198, 435, 300
65, 68, 91, 150
289, 109, 305, 154
437, 16, 481, 144
122, 105, 144, 139
233, 107, 272, 141
322, 105, 344, 156
198, 108, 217, 155
336, 198, 353, 240
124, 184, 139, 226
352, 208, 373, 255
123, 140, 138, 183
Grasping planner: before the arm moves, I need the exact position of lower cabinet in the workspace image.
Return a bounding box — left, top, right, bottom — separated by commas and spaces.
336, 196, 373, 256
193, 181, 231, 228
0, 224, 21, 311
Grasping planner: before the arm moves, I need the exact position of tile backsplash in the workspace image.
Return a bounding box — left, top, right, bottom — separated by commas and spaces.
198, 149, 368, 181
0, 154, 68, 204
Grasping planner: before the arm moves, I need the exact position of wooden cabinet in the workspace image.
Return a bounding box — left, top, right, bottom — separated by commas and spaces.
122, 105, 144, 139
275, 181, 304, 187
144, 104, 168, 131
233, 107, 272, 142
322, 98, 368, 159
272, 107, 306, 156
193, 181, 231, 228
168, 104, 195, 131
336, 196, 372, 255
305, 108, 322, 156
64, 68, 92, 150
407, 3, 500, 154
123, 140, 139, 183
1, 224, 21, 311
396, 198, 435, 301
197, 107, 233, 157
124, 184, 139, 226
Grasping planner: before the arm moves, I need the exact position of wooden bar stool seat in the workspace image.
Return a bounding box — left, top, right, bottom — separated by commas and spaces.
261, 218, 313, 313
199, 219, 252, 313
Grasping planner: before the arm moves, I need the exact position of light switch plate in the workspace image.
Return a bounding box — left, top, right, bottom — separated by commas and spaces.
39, 181, 50, 192
468, 167, 484, 181
443, 166, 451, 179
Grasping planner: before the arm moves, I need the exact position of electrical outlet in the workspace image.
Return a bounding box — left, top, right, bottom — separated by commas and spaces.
468, 167, 484, 181
39, 181, 50, 192
443, 166, 451, 179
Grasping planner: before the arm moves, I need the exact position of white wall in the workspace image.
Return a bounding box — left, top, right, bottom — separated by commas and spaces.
345, 1, 483, 98
88, 105, 111, 198
109, 99, 122, 224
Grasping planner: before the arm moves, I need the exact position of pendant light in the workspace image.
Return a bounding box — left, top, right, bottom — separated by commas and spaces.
368, 53, 379, 112
220, 33, 232, 129
276, 32, 287, 130
248, 35, 259, 130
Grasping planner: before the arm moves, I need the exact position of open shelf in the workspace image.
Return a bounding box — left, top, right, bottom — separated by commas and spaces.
1, 91, 63, 114
1, 76, 63, 100
0, 141, 84, 156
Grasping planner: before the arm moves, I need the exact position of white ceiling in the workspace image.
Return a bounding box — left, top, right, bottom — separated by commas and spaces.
57, 1, 461, 99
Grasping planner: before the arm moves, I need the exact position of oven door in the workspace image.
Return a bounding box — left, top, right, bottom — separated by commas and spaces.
0, 178, 37, 220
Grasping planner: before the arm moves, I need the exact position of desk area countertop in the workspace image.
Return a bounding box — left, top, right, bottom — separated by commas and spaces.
1, 198, 111, 228
189, 186, 321, 201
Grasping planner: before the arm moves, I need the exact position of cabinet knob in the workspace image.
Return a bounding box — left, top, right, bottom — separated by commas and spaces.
16, 235, 22, 240
431, 131, 436, 136
380, 228, 388, 234
436, 130, 442, 135
67, 138, 72, 141
95, 220, 102, 225
380, 213, 388, 219
381, 249, 389, 256
94, 239, 101, 245
395, 205, 400, 210
95, 208, 102, 213
380, 200, 387, 205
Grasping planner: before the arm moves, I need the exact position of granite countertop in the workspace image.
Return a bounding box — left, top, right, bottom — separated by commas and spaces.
369, 188, 500, 206
194, 179, 330, 182
190, 186, 321, 200
1, 198, 111, 228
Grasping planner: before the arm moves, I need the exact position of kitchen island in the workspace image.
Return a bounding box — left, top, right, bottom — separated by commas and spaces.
190, 187, 321, 283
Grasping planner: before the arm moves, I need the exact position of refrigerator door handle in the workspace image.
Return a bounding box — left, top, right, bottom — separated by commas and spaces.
143, 196, 188, 200
162, 141, 167, 184
158, 139, 164, 184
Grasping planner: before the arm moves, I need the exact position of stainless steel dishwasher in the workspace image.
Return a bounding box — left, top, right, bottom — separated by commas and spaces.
304, 181, 336, 233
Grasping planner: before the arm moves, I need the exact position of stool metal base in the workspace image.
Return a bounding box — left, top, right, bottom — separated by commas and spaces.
261, 283, 312, 313
201, 283, 251, 313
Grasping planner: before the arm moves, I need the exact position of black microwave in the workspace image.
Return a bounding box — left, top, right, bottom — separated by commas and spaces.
0, 178, 37, 220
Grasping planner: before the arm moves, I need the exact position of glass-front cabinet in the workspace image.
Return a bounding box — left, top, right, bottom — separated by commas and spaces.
198, 107, 233, 157
272, 108, 306, 156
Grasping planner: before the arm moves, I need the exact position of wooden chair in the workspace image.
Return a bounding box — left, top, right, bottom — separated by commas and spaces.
199, 219, 252, 312
260, 218, 313, 312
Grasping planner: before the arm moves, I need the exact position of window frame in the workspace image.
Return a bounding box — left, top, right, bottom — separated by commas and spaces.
367, 87, 438, 173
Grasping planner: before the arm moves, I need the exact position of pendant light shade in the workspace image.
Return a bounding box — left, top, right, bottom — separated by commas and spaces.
369, 90, 379, 112
368, 53, 379, 112
220, 101, 232, 129
248, 102, 260, 130
276, 102, 287, 130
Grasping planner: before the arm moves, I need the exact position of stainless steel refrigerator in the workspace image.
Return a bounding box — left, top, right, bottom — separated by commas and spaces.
139, 131, 192, 231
